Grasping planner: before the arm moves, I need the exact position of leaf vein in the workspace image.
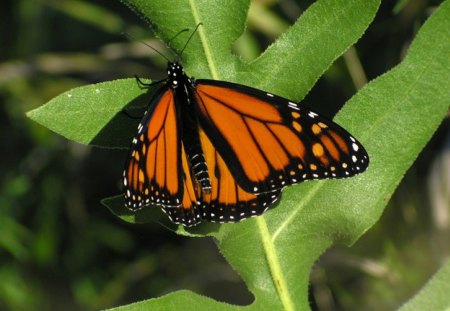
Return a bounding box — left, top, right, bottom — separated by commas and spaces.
257, 217, 295, 311
188, 0, 219, 80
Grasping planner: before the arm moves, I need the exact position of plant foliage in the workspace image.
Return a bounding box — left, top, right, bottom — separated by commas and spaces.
27, 0, 450, 309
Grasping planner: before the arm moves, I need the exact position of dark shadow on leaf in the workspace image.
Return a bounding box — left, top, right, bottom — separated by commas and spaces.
102, 195, 221, 236
90, 88, 156, 148
102, 195, 167, 224
183, 222, 221, 236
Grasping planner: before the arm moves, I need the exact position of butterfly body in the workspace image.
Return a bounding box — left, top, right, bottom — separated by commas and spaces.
166, 62, 213, 193
123, 61, 369, 226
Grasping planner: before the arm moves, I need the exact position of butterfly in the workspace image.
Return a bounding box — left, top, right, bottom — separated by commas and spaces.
122, 27, 369, 227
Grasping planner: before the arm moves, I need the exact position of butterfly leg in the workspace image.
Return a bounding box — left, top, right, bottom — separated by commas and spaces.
134, 74, 165, 89
121, 109, 142, 120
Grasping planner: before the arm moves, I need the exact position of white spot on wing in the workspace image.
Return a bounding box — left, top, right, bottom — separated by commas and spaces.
288, 102, 300, 110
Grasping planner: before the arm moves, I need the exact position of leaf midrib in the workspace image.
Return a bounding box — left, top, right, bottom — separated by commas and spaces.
188, 0, 219, 80
257, 217, 295, 311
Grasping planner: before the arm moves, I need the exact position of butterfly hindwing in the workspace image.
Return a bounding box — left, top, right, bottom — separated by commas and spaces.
194, 79, 369, 194
162, 144, 202, 226
198, 128, 281, 222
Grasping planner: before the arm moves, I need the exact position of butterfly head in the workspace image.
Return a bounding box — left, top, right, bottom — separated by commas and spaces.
167, 61, 188, 89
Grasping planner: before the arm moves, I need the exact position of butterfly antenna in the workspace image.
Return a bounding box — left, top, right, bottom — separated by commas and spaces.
179, 23, 203, 58
122, 32, 171, 62
167, 28, 190, 46
163, 28, 190, 60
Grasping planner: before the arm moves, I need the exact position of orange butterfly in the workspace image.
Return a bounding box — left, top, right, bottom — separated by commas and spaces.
123, 33, 369, 227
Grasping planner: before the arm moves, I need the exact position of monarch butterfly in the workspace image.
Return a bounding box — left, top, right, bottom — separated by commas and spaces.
123, 26, 369, 226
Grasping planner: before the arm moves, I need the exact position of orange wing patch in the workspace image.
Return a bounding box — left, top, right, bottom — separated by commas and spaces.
197, 85, 282, 122
198, 128, 280, 222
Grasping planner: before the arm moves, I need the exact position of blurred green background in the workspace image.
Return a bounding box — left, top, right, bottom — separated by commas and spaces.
0, 0, 448, 310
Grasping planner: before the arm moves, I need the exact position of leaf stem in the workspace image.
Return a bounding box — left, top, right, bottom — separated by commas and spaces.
343, 46, 368, 90
257, 217, 295, 311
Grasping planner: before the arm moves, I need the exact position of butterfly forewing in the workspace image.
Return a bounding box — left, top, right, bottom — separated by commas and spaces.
123, 89, 180, 206
123, 87, 205, 226
194, 80, 369, 194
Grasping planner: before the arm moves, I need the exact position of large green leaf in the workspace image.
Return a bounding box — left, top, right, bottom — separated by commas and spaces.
27, 0, 450, 310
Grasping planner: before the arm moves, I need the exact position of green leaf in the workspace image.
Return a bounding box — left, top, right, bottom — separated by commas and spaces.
27, 79, 152, 148
398, 259, 450, 311
111, 290, 241, 311
27, 0, 450, 310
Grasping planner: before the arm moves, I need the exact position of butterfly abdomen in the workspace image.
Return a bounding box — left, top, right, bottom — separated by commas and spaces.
183, 134, 212, 193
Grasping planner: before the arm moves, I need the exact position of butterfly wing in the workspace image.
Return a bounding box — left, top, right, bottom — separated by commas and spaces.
197, 128, 281, 222
193, 79, 369, 194
123, 87, 201, 226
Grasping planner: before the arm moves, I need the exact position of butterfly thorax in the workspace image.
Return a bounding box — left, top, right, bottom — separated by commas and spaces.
167, 62, 212, 194
167, 62, 191, 89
